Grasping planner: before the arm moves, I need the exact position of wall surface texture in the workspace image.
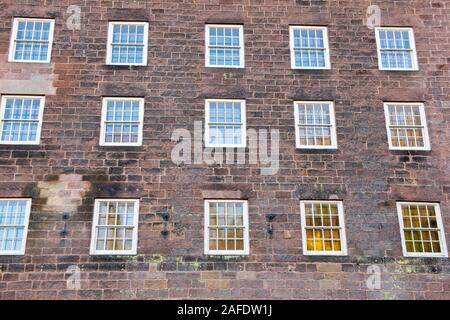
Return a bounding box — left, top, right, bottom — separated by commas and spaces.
0, 0, 450, 300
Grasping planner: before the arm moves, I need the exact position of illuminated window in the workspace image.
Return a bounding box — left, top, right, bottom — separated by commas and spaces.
290, 26, 330, 69
294, 101, 337, 149
300, 201, 348, 256
205, 99, 246, 148
384, 103, 430, 150
0, 96, 45, 145
90, 199, 139, 255
397, 202, 448, 257
205, 25, 244, 68
9, 18, 55, 63
375, 28, 418, 70
106, 22, 149, 65
100, 98, 144, 146
204, 200, 249, 255
0, 199, 32, 255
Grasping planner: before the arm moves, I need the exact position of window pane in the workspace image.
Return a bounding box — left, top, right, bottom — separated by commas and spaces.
399, 203, 444, 255
378, 29, 415, 69
103, 99, 142, 145
0, 200, 29, 253
208, 26, 242, 67
207, 201, 246, 254
13, 19, 52, 62
93, 200, 138, 253
302, 202, 345, 254
297, 103, 334, 147
109, 23, 146, 64
1, 97, 42, 143
207, 101, 244, 146
387, 104, 427, 148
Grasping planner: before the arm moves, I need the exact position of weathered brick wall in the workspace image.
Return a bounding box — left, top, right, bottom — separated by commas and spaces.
0, 0, 449, 299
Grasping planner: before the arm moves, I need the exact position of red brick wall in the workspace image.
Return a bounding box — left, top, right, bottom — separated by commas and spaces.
0, 0, 449, 299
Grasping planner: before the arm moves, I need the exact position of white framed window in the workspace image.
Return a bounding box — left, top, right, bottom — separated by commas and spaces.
205, 99, 246, 148
100, 97, 144, 146
384, 102, 430, 151
397, 202, 448, 258
294, 101, 337, 149
0, 95, 45, 145
204, 200, 249, 256
300, 201, 348, 256
106, 21, 149, 66
289, 26, 330, 69
8, 18, 55, 63
205, 24, 245, 68
90, 199, 139, 255
0, 199, 32, 255
375, 27, 418, 71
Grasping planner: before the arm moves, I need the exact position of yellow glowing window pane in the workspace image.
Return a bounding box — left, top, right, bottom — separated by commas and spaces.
324, 240, 332, 251
315, 239, 323, 251
307, 240, 315, 251
236, 240, 244, 250
423, 242, 432, 252
333, 241, 341, 251
314, 229, 323, 240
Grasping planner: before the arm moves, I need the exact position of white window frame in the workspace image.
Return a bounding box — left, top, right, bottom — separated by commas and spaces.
300, 200, 348, 256
205, 24, 245, 68
8, 18, 55, 63
90, 199, 140, 256
383, 102, 431, 151
99, 97, 145, 147
289, 26, 331, 70
396, 202, 448, 258
375, 27, 418, 71
204, 99, 247, 148
204, 199, 250, 256
0, 198, 32, 256
106, 21, 149, 66
294, 101, 338, 149
0, 95, 45, 145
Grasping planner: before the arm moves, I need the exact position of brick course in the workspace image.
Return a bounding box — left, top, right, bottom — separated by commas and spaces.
0, 0, 449, 299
